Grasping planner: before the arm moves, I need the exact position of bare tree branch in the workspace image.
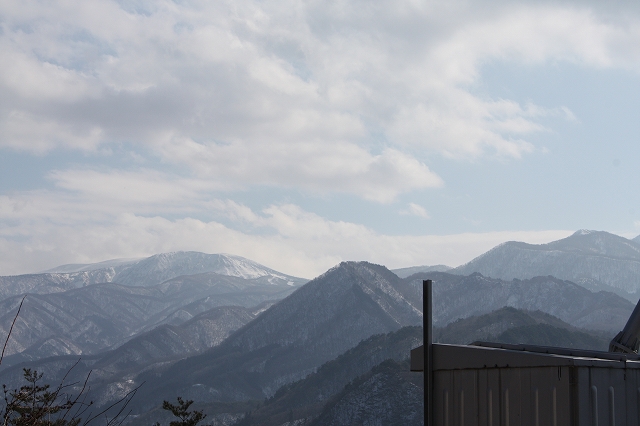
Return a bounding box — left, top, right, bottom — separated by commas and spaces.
80, 382, 144, 426
1, 297, 141, 426
1, 296, 26, 365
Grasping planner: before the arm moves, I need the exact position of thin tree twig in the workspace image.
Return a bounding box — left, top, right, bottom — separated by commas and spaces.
112, 409, 132, 426
102, 389, 137, 426
58, 358, 83, 388
1, 297, 141, 426
81, 382, 144, 426
69, 389, 94, 422
61, 369, 92, 421
1, 296, 26, 365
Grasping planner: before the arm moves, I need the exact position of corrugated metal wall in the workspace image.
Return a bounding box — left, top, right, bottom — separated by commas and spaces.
413, 279, 640, 426
434, 366, 571, 426
573, 367, 640, 426
433, 366, 640, 426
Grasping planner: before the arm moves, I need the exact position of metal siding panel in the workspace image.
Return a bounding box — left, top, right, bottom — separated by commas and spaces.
637, 384, 640, 426
624, 368, 640, 426
569, 367, 579, 426
635, 372, 640, 426
520, 368, 532, 426
462, 369, 478, 426
608, 386, 616, 426
477, 369, 502, 426
454, 371, 464, 426
611, 370, 626, 426
490, 369, 501, 426
526, 366, 571, 426
592, 384, 599, 426
500, 368, 523, 426
575, 368, 592, 426
590, 368, 606, 426
489, 369, 502, 426
557, 367, 572, 426
434, 370, 453, 426
478, 369, 488, 426
609, 368, 626, 426
433, 366, 574, 426
530, 367, 553, 426
449, 369, 479, 426
588, 367, 628, 426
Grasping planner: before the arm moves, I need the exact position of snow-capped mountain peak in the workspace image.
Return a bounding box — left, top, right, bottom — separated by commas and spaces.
110, 252, 304, 286
0, 252, 307, 301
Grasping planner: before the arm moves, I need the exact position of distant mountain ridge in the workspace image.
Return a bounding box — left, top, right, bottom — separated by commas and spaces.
404, 271, 634, 332
125, 261, 422, 409
0, 252, 307, 302
112, 252, 304, 286
451, 230, 640, 298
0, 272, 300, 365
40, 252, 301, 283
97, 263, 632, 413
392, 264, 451, 278
0, 261, 423, 415
434, 306, 609, 350
88, 305, 260, 375
0, 261, 634, 425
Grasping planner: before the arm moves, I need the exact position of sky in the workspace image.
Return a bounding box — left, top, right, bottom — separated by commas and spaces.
1, 0, 640, 278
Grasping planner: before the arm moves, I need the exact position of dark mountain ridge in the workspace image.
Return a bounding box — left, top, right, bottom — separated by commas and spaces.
234, 326, 422, 426
405, 271, 634, 332
127, 261, 422, 410
435, 306, 609, 350
310, 359, 423, 426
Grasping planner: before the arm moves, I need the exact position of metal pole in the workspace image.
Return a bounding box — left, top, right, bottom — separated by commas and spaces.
424, 279, 433, 426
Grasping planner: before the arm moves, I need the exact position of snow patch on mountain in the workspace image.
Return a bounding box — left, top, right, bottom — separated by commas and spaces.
112, 252, 304, 287
42, 252, 301, 283
0, 252, 307, 302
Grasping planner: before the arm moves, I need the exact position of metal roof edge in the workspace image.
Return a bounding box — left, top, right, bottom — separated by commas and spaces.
411, 343, 640, 371
470, 341, 640, 362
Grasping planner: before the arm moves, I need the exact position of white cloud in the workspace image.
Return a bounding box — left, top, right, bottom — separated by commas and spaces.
2, 1, 637, 198
400, 203, 430, 219
1, 111, 104, 153
0, 194, 573, 278
48, 168, 221, 207
1, 0, 639, 275
159, 138, 443, 202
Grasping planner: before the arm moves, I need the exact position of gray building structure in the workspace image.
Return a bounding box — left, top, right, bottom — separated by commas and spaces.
412, 280, 640, 426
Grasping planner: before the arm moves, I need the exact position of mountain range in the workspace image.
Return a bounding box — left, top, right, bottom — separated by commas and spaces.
0, 252, 306, 302
1, 235, 639, 426
311, 359, 423, 426
391, 264, 452, 278
410, 272, 634, 332
0, 261, 426, 423
0, 276, 296, 366
434, 306, 609, 350
129, 262, 422, 407
452, 229, 640, 299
